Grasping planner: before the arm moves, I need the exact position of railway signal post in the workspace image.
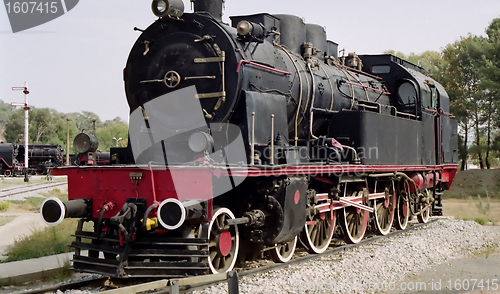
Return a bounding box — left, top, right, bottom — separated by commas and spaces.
11, 81, 30, 182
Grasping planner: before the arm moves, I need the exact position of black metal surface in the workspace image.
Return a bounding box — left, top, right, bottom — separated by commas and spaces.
244, 90, 289, 146
0, 143, 65, 175
441, 116, 458, 164
193, 0, 224, 21
421, 112, 436, 165
0, 143, 16, 169
125, 13, 241, 124
269, 176, 308, 244
71, 230, 210, 278
230, 13, 280, 43
327, 40, 338, 59
305, 24, 326, 60
58, 4, 459, 280
274, 14, 306, 54
329, 110, 421, 165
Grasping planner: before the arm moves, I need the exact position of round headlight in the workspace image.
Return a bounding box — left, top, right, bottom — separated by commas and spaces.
237, 21, 252, 36
188, 132, 214, 153
157, 0, 167, 13
73, 133, 99, 154
151, 0, 184, 18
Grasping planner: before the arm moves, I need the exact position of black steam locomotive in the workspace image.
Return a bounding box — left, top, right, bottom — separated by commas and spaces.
42, 0, 458, 278
0, 143, 64, 175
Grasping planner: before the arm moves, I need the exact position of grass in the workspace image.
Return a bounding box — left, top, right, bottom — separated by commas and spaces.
443, 198, 500, 225
0, 177, 65, 190
52, 258, 73, 281
7, 189, 68, 212
1, 187, 92, 263
0, 216, 15, 227
7, 197, 46, 212
39, 188, 67, 200
2, 219, 79, 262
0, 201, 9, 211
2, 218, 94, 262
444, 169, 500, 199
457, 216, 489, 225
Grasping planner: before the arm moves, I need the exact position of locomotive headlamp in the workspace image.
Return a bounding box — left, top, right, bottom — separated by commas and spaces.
151, 0, 184, 19
73, 133, 99, 154
236, 20, 265, 39
237, 20, 252, 36
188, 131, 214, 153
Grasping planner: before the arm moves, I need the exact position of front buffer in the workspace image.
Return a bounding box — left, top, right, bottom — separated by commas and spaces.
46, 165, 218, 278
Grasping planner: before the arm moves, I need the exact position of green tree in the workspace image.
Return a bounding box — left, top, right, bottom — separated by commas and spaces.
95, 122, 128, 152
0, 100, 13, 125
4, 108, 25, 143
473, 18, 500, 168
440, 35, 484, 169
4, 107, 68, 144
479, 18, 500, 94
66, 111, 102, 134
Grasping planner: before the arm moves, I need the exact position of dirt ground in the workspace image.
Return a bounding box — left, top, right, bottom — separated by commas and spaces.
442, 198, 500, 224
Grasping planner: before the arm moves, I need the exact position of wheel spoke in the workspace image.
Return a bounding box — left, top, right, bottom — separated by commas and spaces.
310, 226, 318, 244
301, 209, 334, 254
341, 204, 367, 244
270, 236, 297, 263
209, 250, 217, 260
206, 208, 239, 274
213, 256, 221, 270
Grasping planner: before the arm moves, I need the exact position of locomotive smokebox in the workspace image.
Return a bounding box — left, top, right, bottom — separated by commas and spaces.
192, 0, 224, 21
40, 197, 90, 226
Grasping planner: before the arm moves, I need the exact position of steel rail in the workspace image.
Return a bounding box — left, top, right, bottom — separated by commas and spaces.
18, 276, 109, 294
0, 182, 67, 198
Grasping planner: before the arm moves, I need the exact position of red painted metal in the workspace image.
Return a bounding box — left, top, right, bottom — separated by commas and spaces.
425, 173, 436, 188
316, 192, 392, 213
338, 198, 374, 213
51, 162, 457, 221
236, 59, 292, 75
409, 173, 425, 192
315, 193, 329, 201
294, 190, 300, 204
219, 230, 232, 257
224, 163, 458, 178
51, 166, 214, 219
0, 158, 14, 169
315, 176, 335, 185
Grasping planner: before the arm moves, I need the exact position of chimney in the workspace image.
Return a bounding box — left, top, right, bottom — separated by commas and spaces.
191, 0, 225, 21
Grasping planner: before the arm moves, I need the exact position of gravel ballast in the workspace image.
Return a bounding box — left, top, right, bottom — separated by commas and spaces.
195, 219, 500, 294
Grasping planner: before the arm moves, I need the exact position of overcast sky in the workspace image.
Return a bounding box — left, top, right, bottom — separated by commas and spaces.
1, 0, 499, 122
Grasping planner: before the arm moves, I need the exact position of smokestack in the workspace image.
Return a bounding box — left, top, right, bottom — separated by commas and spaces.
192, 0, 224, 21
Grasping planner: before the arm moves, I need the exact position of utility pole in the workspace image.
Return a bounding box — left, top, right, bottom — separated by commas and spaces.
11, 81, 30, 182
66, 118, 70, 165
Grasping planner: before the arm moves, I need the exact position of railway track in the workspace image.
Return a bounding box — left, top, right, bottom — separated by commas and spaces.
21, 219, 437, 294
0, 181, 67, 199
